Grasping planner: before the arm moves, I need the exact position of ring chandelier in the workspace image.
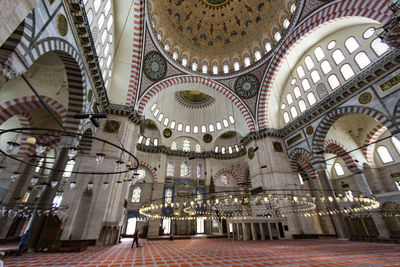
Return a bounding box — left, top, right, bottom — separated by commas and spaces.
0, 127, 140, 190
139, 189, 380, 221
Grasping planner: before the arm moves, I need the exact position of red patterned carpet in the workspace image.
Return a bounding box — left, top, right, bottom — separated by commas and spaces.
3, 238, 400, 266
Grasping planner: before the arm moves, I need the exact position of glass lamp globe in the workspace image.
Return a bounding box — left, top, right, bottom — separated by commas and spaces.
35, 144, 46, 155
26, 137, 36, 145
87, 181, 94, 190
115, 160, 124, 168
6, 141, 20, 154
51, 180, 58, 188
102, 181, 109, 190
69, 181, 77, 189
95, 153, 105, 164
31, 176, 39, 185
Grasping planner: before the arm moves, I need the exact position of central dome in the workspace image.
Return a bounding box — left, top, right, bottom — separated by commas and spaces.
149, 0, 295, 75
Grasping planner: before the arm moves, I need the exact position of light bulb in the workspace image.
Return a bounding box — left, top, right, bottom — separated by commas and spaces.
35, 144, 46, 155
26, 137, 36, 145
96, 153, 105, 164
87, 181, 94, 190
31, 176, 39, 185
68, 147, 78, 159
69, 181, 77, 189
51, 180, 58, 188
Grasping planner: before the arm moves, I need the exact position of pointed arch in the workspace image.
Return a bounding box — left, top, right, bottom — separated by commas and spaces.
324, 139, 359, 174
289, 148, 317, 180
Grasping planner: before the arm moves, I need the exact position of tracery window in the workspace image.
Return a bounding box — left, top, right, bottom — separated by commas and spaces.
334, 163, 344, 176
197, 163, 202, 178
132, 187, 141, 202
182, 139, 190, 152
180, 161, 191, 177
167, 161, 174, 177
220, 174, 230, 185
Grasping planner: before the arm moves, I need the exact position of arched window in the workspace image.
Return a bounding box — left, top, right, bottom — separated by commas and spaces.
283, 112, 290, 123
283, 19, 290, 29
314, 47, 325, 61
170, 121, 176, 129
233, 61, 240, 71
154, 138, 158, 146
244, 57, 251, 67
290, 106, 298, 118
228, 146, 233, 154
296, 66, 305, 78
290, 4, 296, 14
228, 116, 235, 124
371, 38, 389, 56
182, 58, 188, 66
363, 28, 375, 39
327, 40, 336, 50
286, 93, 293, 105
177, 123, 183, 132
212, 65, 218, 74
93, 0, 101, 13
163, 117, 169, 126
182, 139, 190, 152
172, 52, 178, 60
344, 37, 360, 53
221, 147, 226, 154
391, 137, 400, 154
167, 161, 174, 176
321, 60, 332, 74
98, 13, 105, 29
334, 163, 345, 176
158, 113, 164, 122
165, 188, 172, 204
304, 56, 314, 70
220, 174, 230, 185
202, 65, 208, 73
151, 104, 157, 112
132, 187, 141, 202
311, 70, 321, 84
101, 29, 108, 44
302, 79, 311, 91
223, 119, 229, 128
193, 125, 199, 134
180, 161, 191, 177
154, 108, 160, 117
332, 49, 345, 65
214, 146, 219, 153
265, 42, 272, 52
223, 64, 229, 73
209, 124, 215, 132
107, 15, 113, 30
216, 122, 222, 131
192, 62, 198, 71
145, 138, 150, 146
354, 52, 371, 69
197, 163, 203, 178
293, 87, 301, 99
138, 135, 144, 144
307, 92, 317, 106
254, 51, 262, 61
274, 32, 281, 42
299, 100, 306, 112
340, 64, 355, 80
185, 125, 191, 133
87, 9, 93, 25
201, 125, 207, 133
377, 146, 394, 164
164, 44, 170, 51
328, 74, 340, 90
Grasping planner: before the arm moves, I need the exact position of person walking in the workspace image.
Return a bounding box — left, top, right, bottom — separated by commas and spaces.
16, 230, 30, 256
131, 229, 140, 248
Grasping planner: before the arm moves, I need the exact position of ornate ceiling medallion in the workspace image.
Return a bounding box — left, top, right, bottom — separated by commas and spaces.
163, 128, 172, 138
175, 91, 215, 109
143, 51, 167, 81
56, 14, 68, 37
201, 0, 231, 8
235, 74, 259, 99
203, 134, 213, 143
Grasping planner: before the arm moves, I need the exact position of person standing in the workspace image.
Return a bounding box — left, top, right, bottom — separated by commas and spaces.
16, 230, 30, 256
131, 229, 140, 248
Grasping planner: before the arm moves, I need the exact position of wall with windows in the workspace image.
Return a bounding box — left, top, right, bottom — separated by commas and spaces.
279, 23, 389, 126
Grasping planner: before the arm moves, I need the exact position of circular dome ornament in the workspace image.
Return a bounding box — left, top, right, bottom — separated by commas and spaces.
305, 126, 314, 136
203, 134, 213, 143
248, 147, 255, 159
235, 74, 259, 99
143, 51, 167, 81
57, 14, 68, 37
358, 92, 373, 105
163, 128, 172, 138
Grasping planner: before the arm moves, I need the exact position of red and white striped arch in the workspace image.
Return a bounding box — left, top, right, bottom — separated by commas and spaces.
362, 124, 388, 167
257, 0, 394, 129
324, 139, 359, 173
139, 160, 158, 183
126, 0, 145, 107
137, 76, 256, 131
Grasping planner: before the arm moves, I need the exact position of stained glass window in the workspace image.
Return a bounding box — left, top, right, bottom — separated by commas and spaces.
183, 139, 190, 152
221, 174, 230, 185
171, 141, 177, 150
181, 161, 191, 177
197, 163, 202, 178
165, 188, 172, 204
167, 161, 174, 177
132, 187, 141, 202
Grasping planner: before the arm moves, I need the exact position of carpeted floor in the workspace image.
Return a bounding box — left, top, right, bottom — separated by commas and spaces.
3, 238, 400, 266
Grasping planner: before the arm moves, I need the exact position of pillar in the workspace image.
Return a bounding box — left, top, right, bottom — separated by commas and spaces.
267, 223, 273, 240
251, 223, 256, 241
315, 166, 348, 239
259, 223, 265, 240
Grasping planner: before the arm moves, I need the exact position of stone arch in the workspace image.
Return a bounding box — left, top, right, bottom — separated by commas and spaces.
79, 123, 96, 154
324, 139, 359, 174
139, 160, 158, 183
311, 106, 396, 165
362, 124, 388, 167
126, 0, 145, 107
257, 0, 394, 129
289, 148, 316, 180
17, 38, 87, 134
136, 75, 256, 131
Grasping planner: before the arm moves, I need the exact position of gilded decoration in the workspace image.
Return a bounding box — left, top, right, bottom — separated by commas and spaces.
103, 120, 120, 133
175, 91, 215, 109
143, 51, 167, 81
201, 0, 231, 7
87, 89, 93, 102
358, 92, 373, 105
220, 131, 236, 139
203, 134, 212, 143
235, 74, 259, 99
57, 14, 68, 37
248, 147, 254, 159
379, 72, 400, 92
306, 126, 314, 136
145, 119, 158, 130
163, 128, 172, 138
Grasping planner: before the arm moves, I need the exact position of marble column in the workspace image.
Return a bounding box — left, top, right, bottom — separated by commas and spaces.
259, 223, 265, 240
315, 166, 348, 239
251, 223, 256, 240
268, 223, 273, 240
